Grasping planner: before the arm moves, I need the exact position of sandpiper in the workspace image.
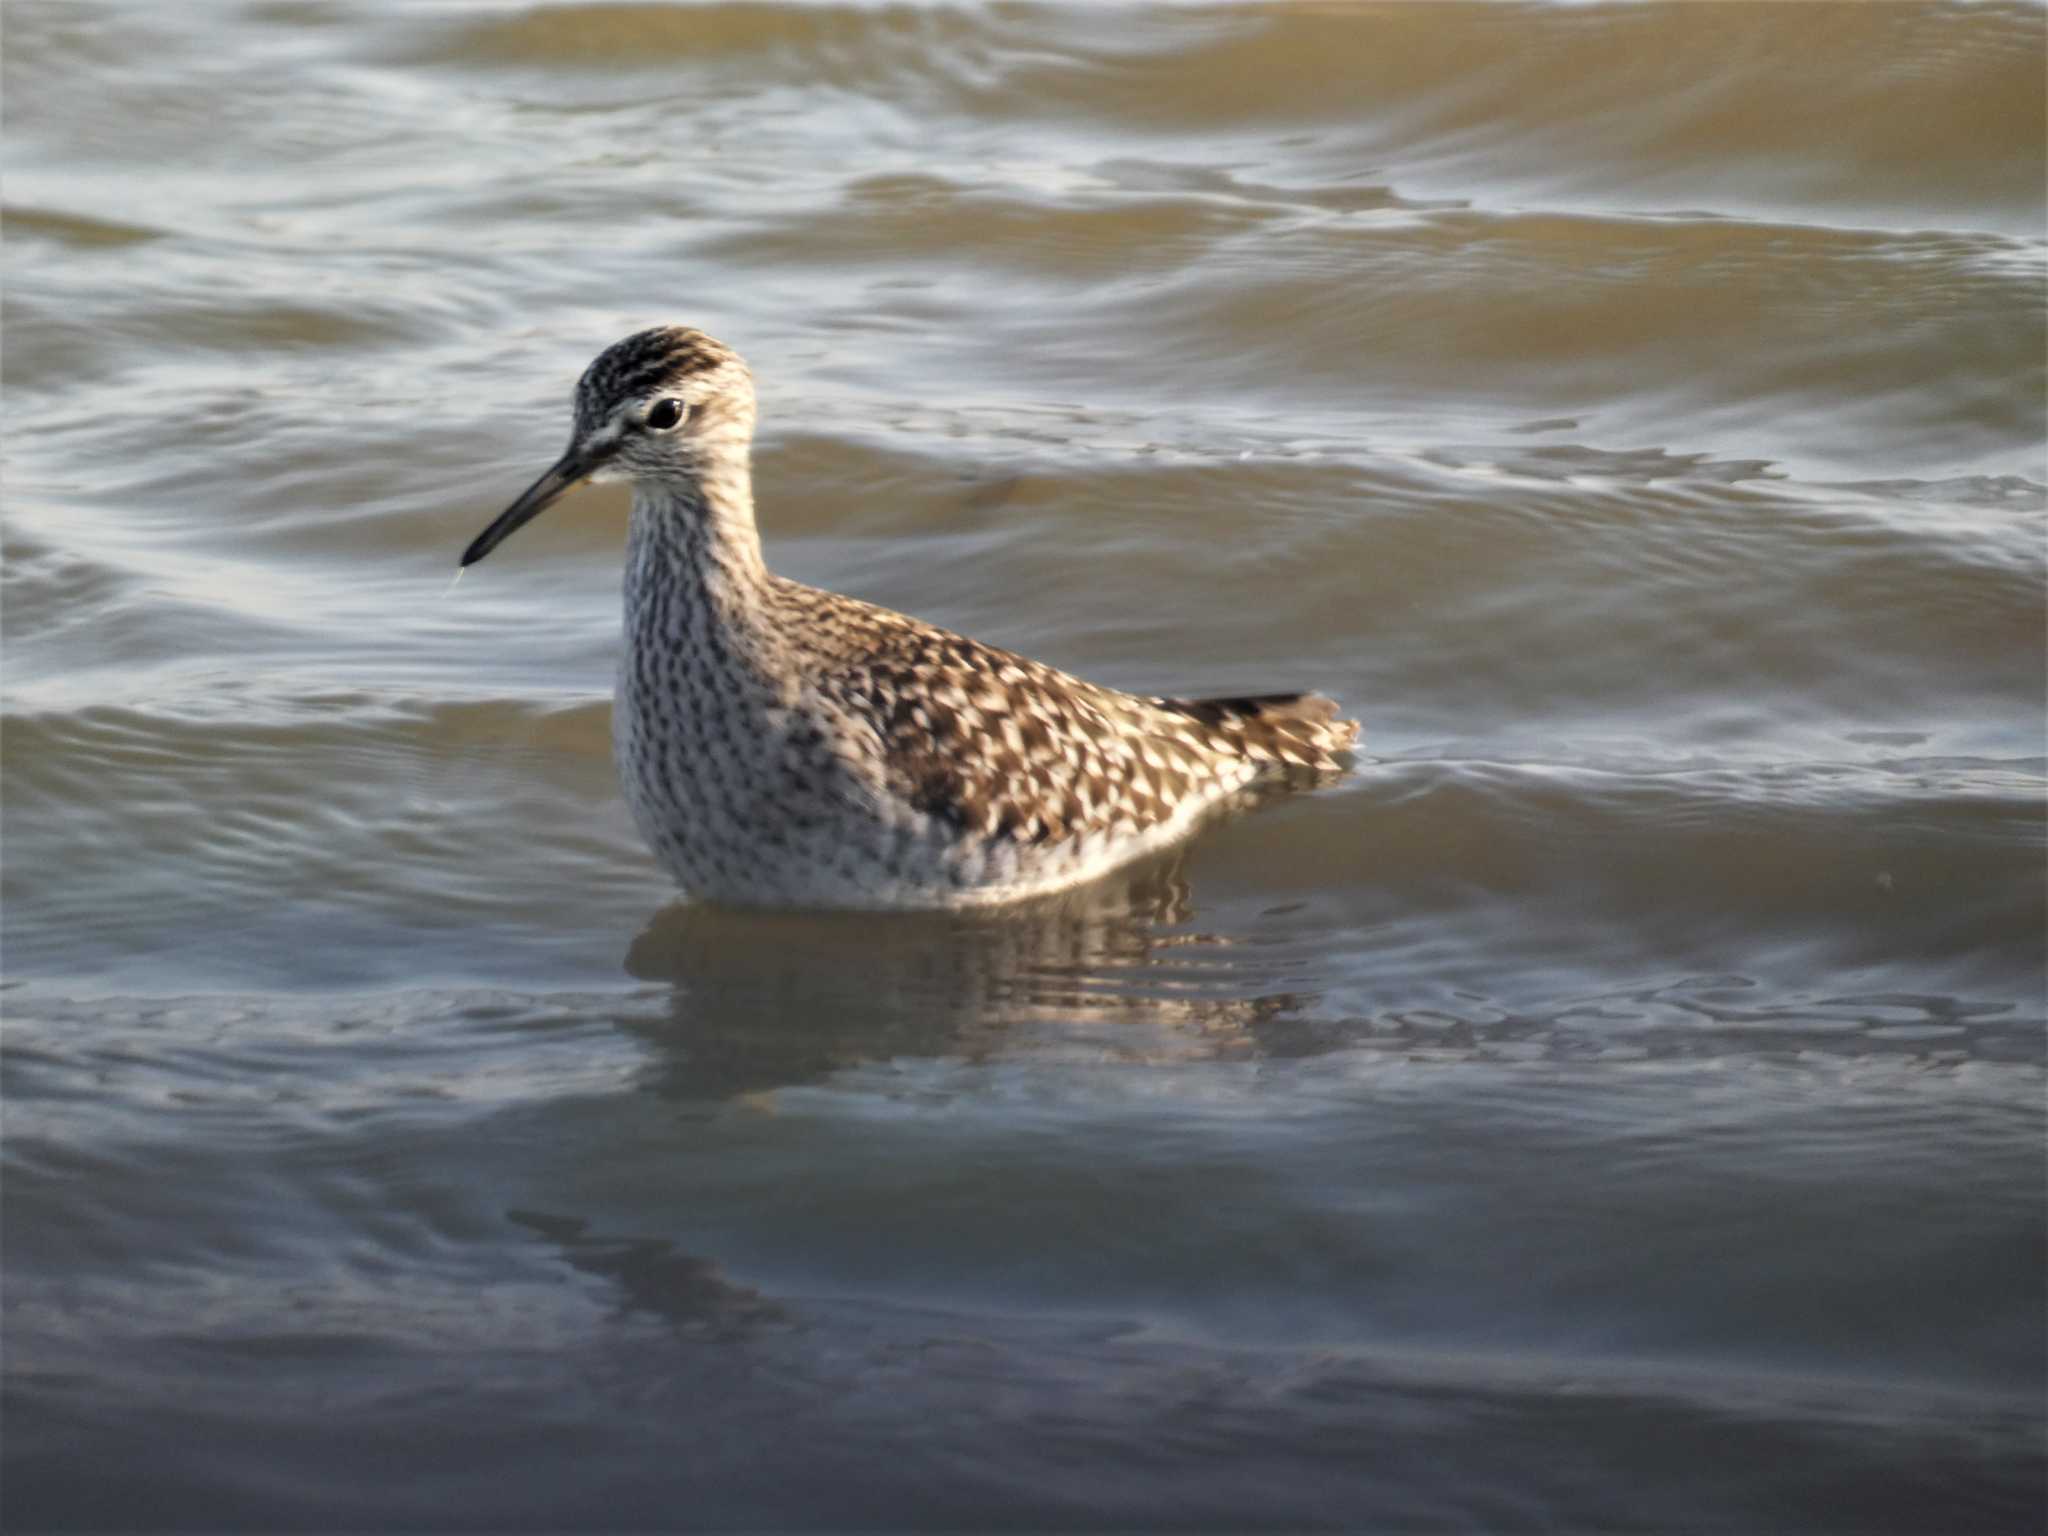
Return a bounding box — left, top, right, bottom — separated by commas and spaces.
461, 326, 1359, 909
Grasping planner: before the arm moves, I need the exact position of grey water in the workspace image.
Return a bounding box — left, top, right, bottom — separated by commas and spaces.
4, 2, 2043, 1529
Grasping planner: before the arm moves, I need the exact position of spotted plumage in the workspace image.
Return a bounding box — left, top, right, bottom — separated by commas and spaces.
461, 325, 1359, 909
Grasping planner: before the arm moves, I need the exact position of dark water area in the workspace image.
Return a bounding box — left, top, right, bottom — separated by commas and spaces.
4, 2, 2044, 1529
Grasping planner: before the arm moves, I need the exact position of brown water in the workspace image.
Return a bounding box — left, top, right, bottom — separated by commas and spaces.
4, 2, 2044, 1529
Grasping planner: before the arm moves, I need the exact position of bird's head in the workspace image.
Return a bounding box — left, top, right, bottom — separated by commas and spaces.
461, 325, 756, 567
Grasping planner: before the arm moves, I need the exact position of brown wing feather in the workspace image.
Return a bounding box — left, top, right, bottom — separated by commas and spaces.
784, 581, 1358, 847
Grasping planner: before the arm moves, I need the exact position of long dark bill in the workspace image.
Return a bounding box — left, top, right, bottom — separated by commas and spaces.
459, 447, 595, 567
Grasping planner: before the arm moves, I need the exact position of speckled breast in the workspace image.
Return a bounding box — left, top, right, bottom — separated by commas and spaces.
611, 582, 939, 907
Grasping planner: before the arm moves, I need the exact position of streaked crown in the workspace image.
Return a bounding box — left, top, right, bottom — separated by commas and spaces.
573, 325, 752, 437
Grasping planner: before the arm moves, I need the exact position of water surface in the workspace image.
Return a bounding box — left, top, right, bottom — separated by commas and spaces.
4, 2, 2043, 1529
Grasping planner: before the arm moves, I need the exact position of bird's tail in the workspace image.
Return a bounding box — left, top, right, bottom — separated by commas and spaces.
1152, 691, 1360, 775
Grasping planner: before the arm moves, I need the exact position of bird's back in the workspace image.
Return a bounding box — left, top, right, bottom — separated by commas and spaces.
765, 578, 1357, 902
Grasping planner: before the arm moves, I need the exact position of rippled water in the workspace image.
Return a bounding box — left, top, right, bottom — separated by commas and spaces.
5, 2, 2044, 1529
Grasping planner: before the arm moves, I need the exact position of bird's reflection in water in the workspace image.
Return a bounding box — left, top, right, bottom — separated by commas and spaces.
505, 1207, 791, 1337
619, 847, 1320, 1101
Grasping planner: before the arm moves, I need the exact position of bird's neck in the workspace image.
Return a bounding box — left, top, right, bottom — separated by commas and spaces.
625, 458, 769, 623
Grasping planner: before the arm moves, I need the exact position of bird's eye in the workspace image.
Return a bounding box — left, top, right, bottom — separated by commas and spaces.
645, 398, 686, 431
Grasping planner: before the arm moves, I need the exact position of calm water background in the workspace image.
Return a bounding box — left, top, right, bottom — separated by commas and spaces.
4, 2, 2044, 1529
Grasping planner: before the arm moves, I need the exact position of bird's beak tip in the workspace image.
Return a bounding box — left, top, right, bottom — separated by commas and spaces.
459, 447, 591, 568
